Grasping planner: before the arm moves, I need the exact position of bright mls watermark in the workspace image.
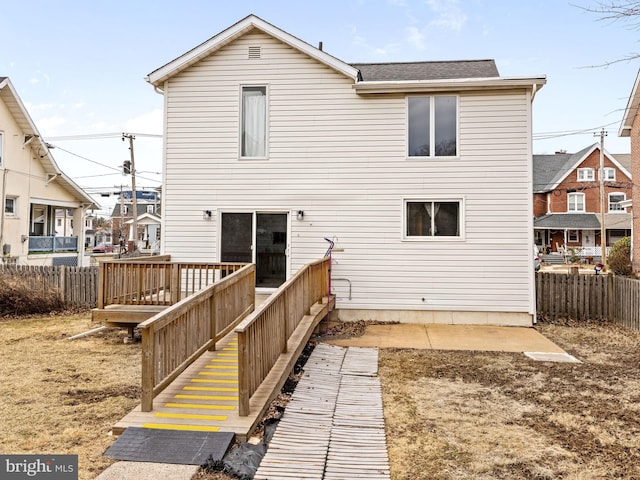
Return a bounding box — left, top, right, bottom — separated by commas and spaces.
0, 455, 77, 479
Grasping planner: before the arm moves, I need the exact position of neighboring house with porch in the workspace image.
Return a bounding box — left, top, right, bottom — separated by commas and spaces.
111, 193, 161, 252
0, 77, 98, 266
620, 67, 640, 274
145, 14, 546, 326
533, 144, 632, 261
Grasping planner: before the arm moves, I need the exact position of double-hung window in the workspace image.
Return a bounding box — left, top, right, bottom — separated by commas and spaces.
5, 197, 16, 216
241, 86, 267, 158
408, 96, 457, 157
404, 199, 462, 238
568, 192, 585, 212
577, 168, 594, 181
602, 168, 615, 181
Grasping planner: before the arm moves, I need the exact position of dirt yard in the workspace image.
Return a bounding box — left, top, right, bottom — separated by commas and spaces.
380, 320, 640, 479
1, 313, 639, 480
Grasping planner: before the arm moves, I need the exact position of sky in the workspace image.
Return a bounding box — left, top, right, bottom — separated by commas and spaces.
2, 0, 640, 215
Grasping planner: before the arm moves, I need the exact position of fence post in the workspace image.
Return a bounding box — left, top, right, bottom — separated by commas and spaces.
170, 263, 180, 304
59, 265, 67, 304
141, 327, 155, 412
97, 262, 106, 308
607, 274, 615, 322
237, 330, 250, 416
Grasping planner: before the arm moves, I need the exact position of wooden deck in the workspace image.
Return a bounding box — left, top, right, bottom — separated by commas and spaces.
113, 297, 332, 442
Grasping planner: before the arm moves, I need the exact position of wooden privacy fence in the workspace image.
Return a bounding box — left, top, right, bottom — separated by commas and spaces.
138, 263, 256, 411
536, 272, 640, 331
98, 256, 246, 307
0, 264, 98, 308
235, 257, 330, 416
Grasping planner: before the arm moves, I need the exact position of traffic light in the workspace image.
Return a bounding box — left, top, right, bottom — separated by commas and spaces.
123, 160, 131, 175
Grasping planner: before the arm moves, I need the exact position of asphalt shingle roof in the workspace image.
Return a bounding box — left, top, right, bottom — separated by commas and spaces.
533, 144, 596, 192
534, 213, 601, 229
351, 59, 499, 82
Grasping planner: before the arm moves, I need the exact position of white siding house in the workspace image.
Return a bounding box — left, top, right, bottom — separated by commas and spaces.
0, 77, 98, 266
147, 15, 546, 326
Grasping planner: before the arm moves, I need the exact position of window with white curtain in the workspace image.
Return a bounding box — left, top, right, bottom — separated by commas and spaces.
405, 200, 461, 238
241, 86, 267, 158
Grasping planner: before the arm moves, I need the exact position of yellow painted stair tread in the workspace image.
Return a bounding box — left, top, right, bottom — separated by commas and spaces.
143, 423, 220, 432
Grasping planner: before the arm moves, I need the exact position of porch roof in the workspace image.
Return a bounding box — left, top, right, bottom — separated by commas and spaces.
534, 213, 632, 230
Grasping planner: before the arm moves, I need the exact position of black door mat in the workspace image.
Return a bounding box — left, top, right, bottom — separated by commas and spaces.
104, 427, 235, 465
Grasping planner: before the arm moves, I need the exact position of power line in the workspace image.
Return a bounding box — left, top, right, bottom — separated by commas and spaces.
45, 132, 162, 141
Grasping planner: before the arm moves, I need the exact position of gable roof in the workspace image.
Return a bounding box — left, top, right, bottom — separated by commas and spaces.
0, 77, 98, 208
533, 144, 632, 193
146, 14, 360, 87
146, 15, 546, 95
352, 59, 499, 82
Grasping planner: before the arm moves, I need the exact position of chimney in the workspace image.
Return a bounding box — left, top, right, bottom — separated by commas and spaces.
318, 41, 323, 51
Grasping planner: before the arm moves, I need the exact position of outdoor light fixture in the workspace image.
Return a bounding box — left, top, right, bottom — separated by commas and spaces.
203, 210, 212, 220
297, 210, 304, 221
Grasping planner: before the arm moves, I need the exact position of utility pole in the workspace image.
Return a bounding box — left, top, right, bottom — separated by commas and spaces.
595, 129, 608, 268
122, 133, 138, 251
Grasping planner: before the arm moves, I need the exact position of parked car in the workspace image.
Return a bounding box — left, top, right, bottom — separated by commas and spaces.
534, 245, 541, 271
93, 243, 115, 253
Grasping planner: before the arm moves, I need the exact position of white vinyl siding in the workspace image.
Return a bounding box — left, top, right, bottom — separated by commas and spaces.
161, 31, 534, 317
0, 131, 3, 167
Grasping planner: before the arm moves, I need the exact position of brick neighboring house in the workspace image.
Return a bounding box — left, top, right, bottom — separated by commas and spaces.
620, 68, 640, 274
111, 195, 161, 251
533, 144, 631, 260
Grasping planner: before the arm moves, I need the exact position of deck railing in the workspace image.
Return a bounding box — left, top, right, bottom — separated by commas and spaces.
97, 255, 246, 308
138, 263, 256, 411
235, 257, 330, 416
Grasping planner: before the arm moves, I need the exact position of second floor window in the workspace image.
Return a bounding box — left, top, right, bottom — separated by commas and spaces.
568, 192, 585, 212
408, 96, 457, 157
602, 168, 616, 181
577, 168, 594, 181
609, 193, 626, 212
241, 86, 267, 158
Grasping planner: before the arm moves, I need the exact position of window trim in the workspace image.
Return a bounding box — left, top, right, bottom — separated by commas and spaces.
577, 168, 594, 182
568, 192, 585, 212
0, 131, 4, 168
4, 196, 17, 217
406, 95, 459, 159
601, 167, 616, 181
608, 192, 626, 212
239, 84, 269, 160
402, 197, 465, 241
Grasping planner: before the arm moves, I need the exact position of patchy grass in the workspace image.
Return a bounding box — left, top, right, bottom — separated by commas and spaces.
0, 312, 140, 480
380, 320, 640, 479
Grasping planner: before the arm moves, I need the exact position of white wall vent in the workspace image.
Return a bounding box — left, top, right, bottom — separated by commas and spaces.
248, 46, 261, 59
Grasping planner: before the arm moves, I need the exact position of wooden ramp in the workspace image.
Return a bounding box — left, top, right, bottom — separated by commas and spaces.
254, 344, 391, 480
112, 332, 260, 437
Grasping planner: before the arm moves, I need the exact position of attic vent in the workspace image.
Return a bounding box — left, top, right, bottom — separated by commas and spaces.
248, 46, 261, 59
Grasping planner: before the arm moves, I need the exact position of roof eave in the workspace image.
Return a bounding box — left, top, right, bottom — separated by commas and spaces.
353, 75, 547, 94
619, 68, 640, 137
146, 14, 359, 87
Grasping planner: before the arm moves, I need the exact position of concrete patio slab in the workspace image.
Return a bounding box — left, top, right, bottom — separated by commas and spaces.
327, 323, 567, 354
